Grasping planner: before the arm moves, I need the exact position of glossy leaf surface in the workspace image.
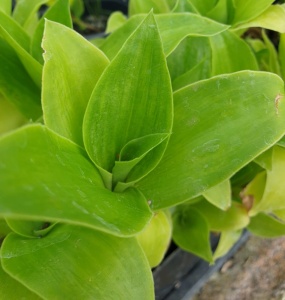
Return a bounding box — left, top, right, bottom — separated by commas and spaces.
248, 213, 285, 237
0, 40, 41, 120
100, 13, 229, 60
0, 125, 152, 236
31, 0, 72, 64
250, 146, 285, 214
0, 0, 11, 15
192, 200, 249, 231
210, 30, 258, 75
83, 13, 172, 180
1, 224, 154, 300
172, 206, 213, 262
234, 5, 285, 33
203, 179, 231, 210
137, 71, 285, 209
232, 0, 274, 25
0, 263, 41, 299
213, 230, 242, 260
42, 20, 109, 147
137, 210, 172, 268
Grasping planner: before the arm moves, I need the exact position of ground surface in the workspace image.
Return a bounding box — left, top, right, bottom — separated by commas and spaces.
192, 235, 285, 300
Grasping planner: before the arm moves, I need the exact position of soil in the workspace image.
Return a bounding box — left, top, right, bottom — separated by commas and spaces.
192, 235, 285, 300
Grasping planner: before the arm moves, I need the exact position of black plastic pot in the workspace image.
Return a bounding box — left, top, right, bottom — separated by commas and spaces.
153, 231, 250, 300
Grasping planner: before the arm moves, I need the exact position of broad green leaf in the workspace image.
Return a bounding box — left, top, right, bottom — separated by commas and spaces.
250, 146, 285, 214
0, 0, 11, 15
278, 135, 285, 148
203, 179, 231, 210
0, 263, 41, 299
254, 148, 273, 170
31, 0, 72, 64
0, 125, 152, 237
137, 71, 285, 209
1, 224, 154, 300
129, 0, 171, 16
0, 22, 42, 87
187, 0, 217, 15
172, 206, 213, 262
213, 230, 242, 260
0, 11, 30, 51
0, 94, 27, 135
274, 209, 285, 221
100, 13, 229, 60
0, 39, 41, 120
112, 133, 169, 186
5, 219, 55, 238
12, 0, 48, 28
137, 210, 172, 268
192, 200, 249, 231
261, 30, 281, 76
0, 219, 12, 237
234, 5, 285, 33
106, 11, 127, 33
172, 0, 198, 13
70, 0, 84, 18
279, 33, 285, 81
232, 0, 274, 26
248, 213, 285, 237
210, 30, 258, 75
42, 20, 109, 147
172, 57, 211, 90
167, 36, 211, 81
83, 13, 172, 185
206, 0, 228, 24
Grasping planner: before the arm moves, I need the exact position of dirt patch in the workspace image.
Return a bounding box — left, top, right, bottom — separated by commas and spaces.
193, 235, 285, 300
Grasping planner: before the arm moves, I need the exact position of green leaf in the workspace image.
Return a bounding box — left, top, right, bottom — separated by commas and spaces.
234, 5, 285, 33
0, 94, 27, 135
106, 11, 127, 33
31, 0, 72, 64
172, 0, 198, 13
209, 30, 258, 75
206, 0, 228, 24
0, 39, 42, 120
137, 210, 172, 268
137, 71, 285, 209
83, 13, 172, 186
279, 33, 285, 81
100, 13, 229, 60
0, 125, 152, 237
12, 0, 48, 28
250, 146, 285, 214
0, 263, 41, 299
254, 148, 273, 170
0, 19, 42, 87
248, 213, 285, 237
203, 179, 231, 210
187, 0, 217, 15
172, 206, 213, 262
112, 133, 169, 186
261, 30, 281, 76
192, 200, 249, 231
129, 0, 172, 16
213, 230, 242, 260
1, 224, 154, 300
232, 0, 274, 26
0, 0, 12, 15
42, 20, 109, 147
167, 36, 211, 81
0, 218, 12, 238
0, 11, 30, 51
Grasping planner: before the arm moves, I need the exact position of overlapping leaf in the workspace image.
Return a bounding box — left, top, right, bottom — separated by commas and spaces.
137, 71, 285, 209
1, 224, 154, 299
83, 13, 173, 188
0, 125, 152, 237
42, 20, 109, 147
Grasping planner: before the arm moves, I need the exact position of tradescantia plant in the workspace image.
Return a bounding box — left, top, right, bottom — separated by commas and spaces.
1, 0, 285, 298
